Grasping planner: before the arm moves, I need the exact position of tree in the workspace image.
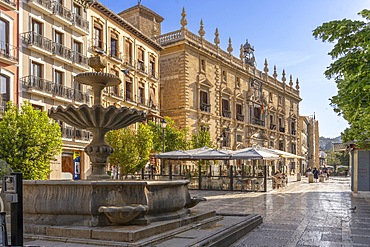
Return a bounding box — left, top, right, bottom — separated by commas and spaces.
147, 117, 189, 153
0, 101, 62, 180
106, 123, 153, 177
313, 10, 370, 147
190, 129, 213, 149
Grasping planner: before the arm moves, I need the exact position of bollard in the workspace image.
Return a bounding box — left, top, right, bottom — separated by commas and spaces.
297, 173, 301, 181
319, 175, 324, 182
308, 172, 314, 183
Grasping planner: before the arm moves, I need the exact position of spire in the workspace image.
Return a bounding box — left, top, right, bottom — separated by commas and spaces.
180, 7, 187, 30
264, 59, 269, 74
296, 78, 300, 90
289, 75, 293, 87
214, 28, 220, 46
227, 37, 233, 54
198, 19, 205, 38
282, 69, 286, 84
239, 44, 244, 60
273, 65, 277, 79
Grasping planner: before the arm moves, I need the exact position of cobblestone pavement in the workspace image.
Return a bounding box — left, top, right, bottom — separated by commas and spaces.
190, 176, 370, 247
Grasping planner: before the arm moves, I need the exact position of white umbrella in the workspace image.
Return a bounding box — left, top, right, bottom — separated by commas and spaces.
231, 147, 280, 160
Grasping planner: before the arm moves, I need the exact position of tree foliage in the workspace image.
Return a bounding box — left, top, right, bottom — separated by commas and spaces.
106, 123, 153, 177
190, 128, 213, 149
0, 101, 62, 180
147, 117, 189, 153
313, 10, 370, 147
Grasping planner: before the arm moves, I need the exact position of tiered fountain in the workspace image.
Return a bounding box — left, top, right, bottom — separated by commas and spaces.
23, 54, 203, 229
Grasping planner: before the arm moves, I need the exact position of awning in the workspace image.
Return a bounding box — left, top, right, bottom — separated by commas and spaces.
231, 147, 280, 160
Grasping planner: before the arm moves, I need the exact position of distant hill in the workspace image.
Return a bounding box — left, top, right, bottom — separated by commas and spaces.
319, 136, 342, 151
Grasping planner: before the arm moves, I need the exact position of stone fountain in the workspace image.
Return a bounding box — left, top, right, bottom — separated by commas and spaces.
23, 54, 205, 231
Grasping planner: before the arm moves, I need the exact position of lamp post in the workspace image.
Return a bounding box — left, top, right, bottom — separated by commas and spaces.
160, 118, 167, 152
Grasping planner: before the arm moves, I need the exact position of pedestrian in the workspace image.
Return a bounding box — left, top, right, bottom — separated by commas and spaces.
313, 167, 319, 182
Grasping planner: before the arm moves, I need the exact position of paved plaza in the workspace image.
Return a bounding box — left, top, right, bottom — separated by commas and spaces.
24, 176, 370, 247
191, 176, 370, 247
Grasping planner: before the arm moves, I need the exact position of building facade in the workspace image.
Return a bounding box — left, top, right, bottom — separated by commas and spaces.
154, 9, 301, 157
298, 116, 309, 173
0, 0, 19, 112
305, 115, 320, 168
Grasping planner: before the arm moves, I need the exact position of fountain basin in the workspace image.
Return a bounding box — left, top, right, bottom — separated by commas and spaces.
23, 180, 193, 226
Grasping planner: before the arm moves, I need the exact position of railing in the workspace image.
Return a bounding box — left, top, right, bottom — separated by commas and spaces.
71, 51, 88, 67
137, 61, 147, 74
149, 69, 158, 80
108, 50, 122, 61
52, 1, 73, 22
200, 102, 211, 113
0, 0, 16, 8
28, 0, 53, 11
291, 129, 296, 135
20, 75, 90, 103
155, 29, 184, 46
123, 56, 135, 68
53, 42, 73, 60
0, 42, 18, 62
222, 110, 231, 118
236, 113, 244, 121
251, 118, 265, 127
279, 127, 285, 133
125, 91, 135, 102
72, 13, 89, 32
109, 86, 120, 97
21, 31, 53, 53
270, 124, 276, 130
88, 39, 106, 54
61, 126, 92, 141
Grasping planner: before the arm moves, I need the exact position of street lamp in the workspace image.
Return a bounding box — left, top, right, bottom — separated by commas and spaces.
160, 118, 167, 152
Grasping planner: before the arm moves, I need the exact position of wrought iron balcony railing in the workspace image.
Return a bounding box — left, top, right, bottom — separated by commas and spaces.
251, 118, 265, 127
222, 110, 231, 118
71, 12, 89, 32
236, 113, 244, 121
200, 102, 211, 113
270, 124, 277, 130
291, 129, 297, 135
279, 127, 285, 133
0, 0, 16, 9
21, 75, 90, 104
0, 42, 18, 62
21, 31, 53, 53
53, 1, 73, 22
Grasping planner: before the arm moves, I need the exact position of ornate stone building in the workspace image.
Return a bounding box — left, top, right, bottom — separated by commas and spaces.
155, 8, 301, 155
0, 0, 19, 113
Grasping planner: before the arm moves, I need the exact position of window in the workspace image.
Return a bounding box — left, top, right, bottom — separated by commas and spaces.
200, 91, 210, 112
0, 18, 9, 52
270, 115, 276, 130
31, 20, 43, 46
279, 140, 284, 151
222, 99, 231, 118
32, 19, 42, 35
291, 143, 296, 154
110, 70, 119, 96
72, 3, 81, 16
236, 103, 244, 121
278, 95, 283, 105
124, 39, 133, 65
31, 61, 42, 82
125, 80, 133, 102
291, 121, 296, 135
137, 48, 145, 72
200, 59, 206, 72
54, 31, 64, 56
138, 86, 144, 104
110, 33, 118, 58
0, 75, 9, 107
278, 117, 285, 132
149, 56, 156, 77
72, 40, 82, 63
93, 22, 103, 50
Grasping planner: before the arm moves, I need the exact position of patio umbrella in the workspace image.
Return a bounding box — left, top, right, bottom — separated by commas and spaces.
231, 147, 280, 160
190, 148, 232, 160
261, 148, 305, 159
154, 150, 192, 160
186, 146, 213, 155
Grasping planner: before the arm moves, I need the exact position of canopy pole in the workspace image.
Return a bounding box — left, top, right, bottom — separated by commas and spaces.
263, 160, 267, 192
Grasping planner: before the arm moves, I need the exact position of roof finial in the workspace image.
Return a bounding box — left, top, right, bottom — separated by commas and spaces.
181, 7, 187, 30
227, 37, 233, 54
273, 65, 277, 79
282, 70, 286, 83
214, 28, 220, 46
239, 44, 244, 60
264, 59, 269, 74
289, 75, 293, 87
198, 19, 205, 38
296, 78, 300, 90
138, 0, 141, 6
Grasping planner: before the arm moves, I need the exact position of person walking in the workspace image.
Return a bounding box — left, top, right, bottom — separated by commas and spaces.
313, 167, 319, 182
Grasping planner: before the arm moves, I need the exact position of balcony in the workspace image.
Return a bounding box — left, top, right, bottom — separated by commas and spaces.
236, 113, 244, 122
125, 91, 135, 103
270, 124, 276, 130
279, 127, 285, 133
137, 61, 147, 74
52, 1, 73, 26
108, 50, 122, 62
291, 129, 297, 135
149, 70, 159, 80
26, 0, 53, 15
123, 56, 135, 68
88, 40, 106, 55
200, 102, 211, 113
251, 118, 265, 127
52, 42, 74, 63
70, 13, 89, 35
222, 109, 231, 118
21, 75, 90, 104
0, 42, 18, 64
71, 51, 89, 70
61, 126, 92, 141
21, 31, 53, 56
0, 0, 17, 10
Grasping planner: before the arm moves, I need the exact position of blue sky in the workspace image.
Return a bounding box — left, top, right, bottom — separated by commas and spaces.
100, 0, 368, 138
